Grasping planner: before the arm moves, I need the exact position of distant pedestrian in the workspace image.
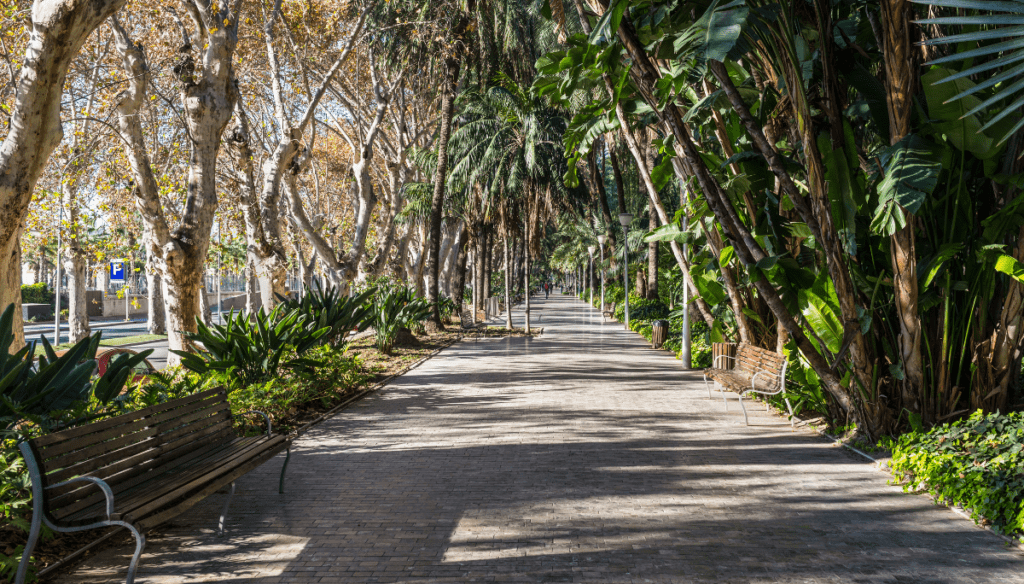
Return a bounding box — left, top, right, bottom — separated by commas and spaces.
544, 282, 550, 299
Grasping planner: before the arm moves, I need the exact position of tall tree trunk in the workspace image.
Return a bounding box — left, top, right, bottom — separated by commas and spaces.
504, 233, 513, 330
113, 11, 240, 363
483, 229, 492, 302
647, 203, 659, 300
524, 214, 531, 333
881, 0, 924, 416
607, 139, 627, 214
245, 259, 258, 315
63, 184, 90, 343
423, 57, 461, 329
453, 230, 470, 313
474, 228, 485, 310
585, 147, 616, 245
2, 235, 22, 351
0, 0, 128, 350
146, 250, 165, 334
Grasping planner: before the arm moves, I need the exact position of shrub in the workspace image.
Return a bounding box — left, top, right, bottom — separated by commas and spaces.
436, 296, 457, 321
889, 410, 1024, 538
372, 286, 432, 354
277, 286, 374, 348
20, 283, 52, 305
173, 306, 329, 389
0, 304, 153, 435
227, 346, 370, 430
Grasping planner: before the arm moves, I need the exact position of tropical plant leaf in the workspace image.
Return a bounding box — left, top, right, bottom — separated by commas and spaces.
915, 0, 1024, 143
995, 254, 1024, 282
922, 67, 1003, 162
871, 134, 942, 236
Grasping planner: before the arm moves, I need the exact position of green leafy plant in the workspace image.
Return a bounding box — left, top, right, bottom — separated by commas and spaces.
372, 286, 432, 354
889, 410, 1024, 538
172, 306, 329, 389
277, 286, 374, 348
19, 283, 53, 305
436, 296, 458, 322
0, 303, 153, 435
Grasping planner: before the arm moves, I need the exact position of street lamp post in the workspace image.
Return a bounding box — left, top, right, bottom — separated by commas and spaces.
618, 213, 633, 330
597, 234, 606, 319
587, 246, 596, 308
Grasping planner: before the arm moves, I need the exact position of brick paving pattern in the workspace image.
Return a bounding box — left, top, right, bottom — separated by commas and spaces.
53, 293, 1024, 583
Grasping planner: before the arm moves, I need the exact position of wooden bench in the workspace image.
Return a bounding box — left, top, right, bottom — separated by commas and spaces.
602, 302, 616, 320
702, 342, 794, 427
16, 388, 291, 584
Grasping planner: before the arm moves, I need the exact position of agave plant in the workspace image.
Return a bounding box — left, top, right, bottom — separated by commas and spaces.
0, 303, 153, 436
172, 305, 329, 388
372, 286, 433, 354
436, 296, 458, 322
277, 285, 375, 348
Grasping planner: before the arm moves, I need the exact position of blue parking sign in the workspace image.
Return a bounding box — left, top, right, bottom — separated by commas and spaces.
110, 260, 125, 282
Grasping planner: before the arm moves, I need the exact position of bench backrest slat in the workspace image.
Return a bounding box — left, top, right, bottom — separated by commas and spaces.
734, 343, 785, 388
26, 388, 236, 522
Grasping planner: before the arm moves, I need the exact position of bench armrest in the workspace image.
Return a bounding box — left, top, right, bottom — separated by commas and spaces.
749, 369, 783, 395
238, 410, 272, 438
48, 476, 115, 520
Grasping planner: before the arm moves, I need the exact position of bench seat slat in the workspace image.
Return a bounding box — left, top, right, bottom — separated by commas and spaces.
135, 442, 286, 532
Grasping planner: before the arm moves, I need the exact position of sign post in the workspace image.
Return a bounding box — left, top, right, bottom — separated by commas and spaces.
110, 260, 129, 321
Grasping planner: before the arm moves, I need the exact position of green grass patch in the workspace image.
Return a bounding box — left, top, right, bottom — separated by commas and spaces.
31, 334, 167, 355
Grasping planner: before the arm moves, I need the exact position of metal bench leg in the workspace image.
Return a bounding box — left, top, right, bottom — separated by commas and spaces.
784, 395, 795, 428
14, 504, 42, 584
218, 481, 236, 536
738, 394, 749, 425
722, 384, 729, 411
279, 447, 291, 494
125, 525, 146, 584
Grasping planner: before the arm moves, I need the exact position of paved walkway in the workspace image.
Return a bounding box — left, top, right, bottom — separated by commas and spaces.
55, 293, 1024, 583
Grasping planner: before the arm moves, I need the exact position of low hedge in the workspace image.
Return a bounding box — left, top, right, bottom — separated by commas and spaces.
888, 410, 1024, 538
20, 283, 53, 305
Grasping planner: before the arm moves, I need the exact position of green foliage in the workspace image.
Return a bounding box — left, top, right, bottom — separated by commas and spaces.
613, 295, 668, 321
889, 411, 1024, 538
277, 286, 374, 348
0, 304, 152, 435
915, 0, 1024, 144
436, 296, 458, 321
227, 346, 371, 431
871, 134, 942, 235
372, 286, 433, 354
172, 306, 329, 389
0, 443, 35, 581
19, 283, 53, 305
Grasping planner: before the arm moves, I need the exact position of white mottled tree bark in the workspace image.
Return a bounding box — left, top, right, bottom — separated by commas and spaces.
0, 0, 128, 351
111, 2, 240, 363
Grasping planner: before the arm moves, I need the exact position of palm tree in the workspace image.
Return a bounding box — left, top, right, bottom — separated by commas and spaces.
447, 77, 585, 329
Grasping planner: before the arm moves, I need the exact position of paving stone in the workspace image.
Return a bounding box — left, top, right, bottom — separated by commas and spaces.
50, 293, 1024, 583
